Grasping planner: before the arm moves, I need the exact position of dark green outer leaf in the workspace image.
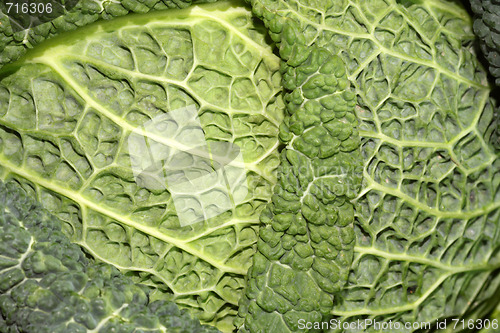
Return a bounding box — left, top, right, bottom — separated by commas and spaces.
0, 180, 220, 333
468, 0, 500, 149
469, 0, 500, 85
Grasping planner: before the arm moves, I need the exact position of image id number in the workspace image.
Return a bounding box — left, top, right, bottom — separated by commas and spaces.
452, 319, 498, 330
6, 2, 53, 14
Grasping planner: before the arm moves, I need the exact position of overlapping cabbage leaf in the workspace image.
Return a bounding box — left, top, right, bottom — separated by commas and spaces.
469, 0, 500, 85
238, 0, 500, 331
0, 1, 284, 331
0, 180, 220, 333
468, 0, 500, 150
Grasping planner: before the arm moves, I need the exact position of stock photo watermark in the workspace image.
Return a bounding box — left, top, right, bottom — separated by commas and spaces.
128, 104, 249, 227
0, 0, 79, 32
297, 318, 499, 332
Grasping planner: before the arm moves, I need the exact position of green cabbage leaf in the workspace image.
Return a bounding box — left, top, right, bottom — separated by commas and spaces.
237, 0, 500, 331
1, 0, 500, 332
0, 1, 284, 331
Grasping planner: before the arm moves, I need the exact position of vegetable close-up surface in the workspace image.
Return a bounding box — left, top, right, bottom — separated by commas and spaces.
0, 0, 499, 332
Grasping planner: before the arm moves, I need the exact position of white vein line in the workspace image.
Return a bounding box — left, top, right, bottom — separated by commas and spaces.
354, 246, 497, 272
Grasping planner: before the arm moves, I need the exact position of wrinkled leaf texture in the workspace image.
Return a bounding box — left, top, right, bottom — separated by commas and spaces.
0, 1, 284, 331
238, 0, 500, 331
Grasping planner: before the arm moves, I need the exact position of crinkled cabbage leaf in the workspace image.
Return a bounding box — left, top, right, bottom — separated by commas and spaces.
0, 2, 284, 331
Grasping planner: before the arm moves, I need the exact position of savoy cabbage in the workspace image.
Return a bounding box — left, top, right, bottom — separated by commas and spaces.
0, 0, 499, 332
238, 0, 500, 331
